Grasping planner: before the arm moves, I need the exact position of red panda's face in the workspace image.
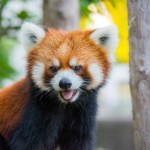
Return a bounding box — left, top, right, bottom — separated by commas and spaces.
21, 22, 119, 103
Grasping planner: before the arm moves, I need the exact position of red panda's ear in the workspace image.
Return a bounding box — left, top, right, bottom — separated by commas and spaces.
90, 24, 119, 53
20, 22, 46, 50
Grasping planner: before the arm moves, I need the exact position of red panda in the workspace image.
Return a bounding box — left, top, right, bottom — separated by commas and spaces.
0, 22, 119, 150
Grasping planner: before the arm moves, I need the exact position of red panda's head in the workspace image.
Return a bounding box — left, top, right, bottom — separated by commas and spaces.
21, 22, 119, 103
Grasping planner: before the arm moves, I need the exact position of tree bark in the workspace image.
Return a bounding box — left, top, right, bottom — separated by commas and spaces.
128, 0, 150, 150
43, 0, 80, 30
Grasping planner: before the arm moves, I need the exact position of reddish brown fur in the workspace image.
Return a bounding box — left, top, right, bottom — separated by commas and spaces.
0, 28, 111, 140
0, 78, 29, 140
28, 29, 110, 83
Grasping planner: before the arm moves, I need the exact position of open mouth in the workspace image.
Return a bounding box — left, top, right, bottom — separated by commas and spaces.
60, 90, 77, 102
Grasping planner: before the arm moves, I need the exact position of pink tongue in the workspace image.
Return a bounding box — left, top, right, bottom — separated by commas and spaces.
61, 90, 74, 100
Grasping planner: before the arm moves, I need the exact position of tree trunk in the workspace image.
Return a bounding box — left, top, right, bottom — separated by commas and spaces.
43, 0, 80, 30
128, 0, 150, 150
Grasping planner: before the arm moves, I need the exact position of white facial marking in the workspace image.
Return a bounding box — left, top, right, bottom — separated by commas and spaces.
51, 69, 83, 103
71, 91, 80, 102
51, 69, 83, 91
88, 63, 103, 89
53, 58, 60, 67
32, 61, 50, 91
69, 58, 76, 66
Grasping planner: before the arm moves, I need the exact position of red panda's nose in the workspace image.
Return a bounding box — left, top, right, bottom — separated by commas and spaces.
59, 78, 72, 90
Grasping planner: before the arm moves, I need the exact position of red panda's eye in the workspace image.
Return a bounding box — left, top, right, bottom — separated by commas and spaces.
73, 66, 82, 73
49, 66, 58, 74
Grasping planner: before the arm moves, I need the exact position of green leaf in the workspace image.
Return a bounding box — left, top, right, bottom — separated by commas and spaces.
17, 10, 31, 20
1, 0, 9, 8
0, 36, 17, 82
